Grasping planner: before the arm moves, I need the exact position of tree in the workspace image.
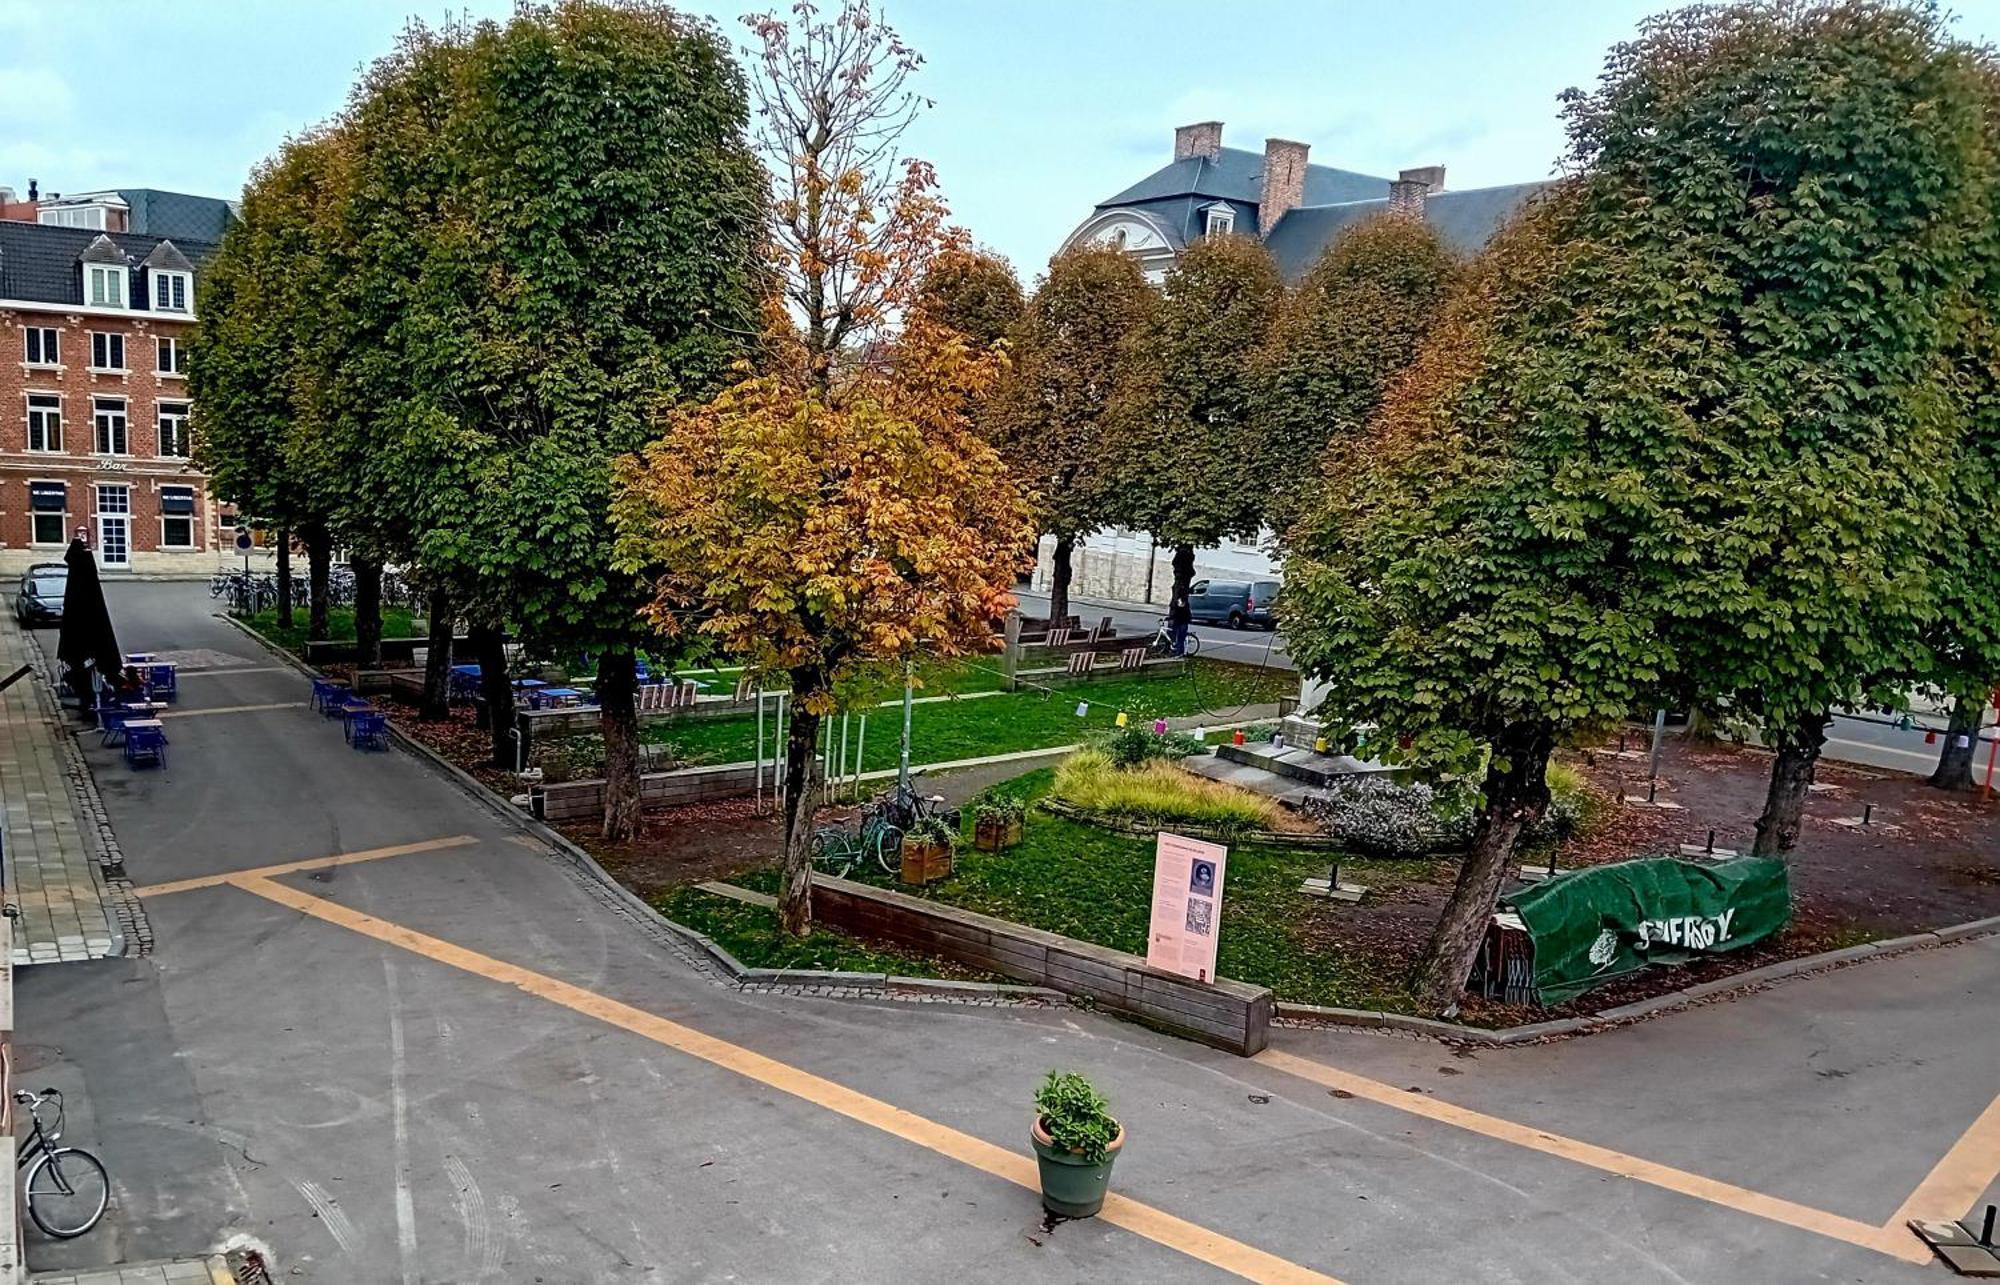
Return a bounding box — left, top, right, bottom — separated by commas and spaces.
916, 247, 1024, 350
1108, 235, 1281, 645
986, 245, 1153, 627
614, 315, 1031, 935
190, 134, 346, 641
1550, 1, 1997, 854
1283, 197, 1679, 1014
1259, 213, 1457, 534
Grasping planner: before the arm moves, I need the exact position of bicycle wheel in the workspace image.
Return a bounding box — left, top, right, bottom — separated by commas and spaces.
1179, 632, 1201, 658
25, 1146, 109, 1238
871, 823, 905, 874
809, 828, 856, 878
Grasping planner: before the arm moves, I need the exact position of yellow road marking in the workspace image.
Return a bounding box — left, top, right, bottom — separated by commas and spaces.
133, 835, 479, 898
1255, 1048, 1926, 1264
155, 702, 308, 719
232, 875, 1343, 1285
1890, 1093, 2000, 1227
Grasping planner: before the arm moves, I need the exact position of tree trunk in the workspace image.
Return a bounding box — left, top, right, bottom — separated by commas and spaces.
1414, 720, 1556, 1015
777, 671, 826, 937
305, 527, 331, 643
471, 624, 516, 769
1048, 532, 1075, 631
420, 588, 454, 721
275, 528, 293, 629
1167, 542, 1196, 654
1752, 709, 1829, 856
1928, 694, 1982, 792
352, 557, 383, 670
598, 648, 642, 841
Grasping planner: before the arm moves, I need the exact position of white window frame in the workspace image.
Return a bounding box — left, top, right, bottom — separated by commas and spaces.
155, 335, 187, 377
153, 270, 190, 314
25, 392, 62, 453
27, 481, 68, 547
92, 395, 129, 456
158, 485, 197, 550
157, 402, 191, 458
89, 331, 127, 373
86, 263, 127, 309
23, 326, 59, 368
1205, 207, 1235, 237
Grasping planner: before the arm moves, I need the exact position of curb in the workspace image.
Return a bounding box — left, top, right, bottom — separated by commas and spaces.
221, 615, 1068, 1010
1274, 919, 2000, 1046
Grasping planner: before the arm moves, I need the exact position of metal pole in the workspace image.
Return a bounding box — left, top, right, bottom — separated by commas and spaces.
838, 712, 850, 803
755, 689, 766, 812
898, 659, 914, 793
854, 715, 866, 801
1985, 724, 1998, 799
1144, 535, 1157, 605
1648, 708, 1667, 781
775, 692, 787, 813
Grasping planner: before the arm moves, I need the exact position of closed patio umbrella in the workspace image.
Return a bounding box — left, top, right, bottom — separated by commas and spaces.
56, 536, 121, 708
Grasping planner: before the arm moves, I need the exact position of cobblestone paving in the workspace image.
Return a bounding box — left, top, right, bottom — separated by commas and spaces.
0, 615, 120, 965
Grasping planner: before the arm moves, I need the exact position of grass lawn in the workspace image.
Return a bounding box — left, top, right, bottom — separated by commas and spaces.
655, 885, 999, 980
242, 605, 415, 655
828, 769, 1427, 1011
644, 659, 1294, 770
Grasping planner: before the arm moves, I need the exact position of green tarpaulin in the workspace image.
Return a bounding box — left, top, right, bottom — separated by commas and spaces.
1502, 855, 1791, 1003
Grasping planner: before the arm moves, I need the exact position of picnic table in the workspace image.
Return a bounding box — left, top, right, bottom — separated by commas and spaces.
339, 699, 377, 743
125, 652, 155, 664
123, 719, 166, 768
448, 664, 482, 703
139, 661, 177, 700
540, 687, 585, 708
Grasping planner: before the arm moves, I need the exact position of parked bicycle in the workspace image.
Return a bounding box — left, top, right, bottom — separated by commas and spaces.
1147, 620, 1201, 659
14, 1087, 108, 1239
809, 809, 904, 877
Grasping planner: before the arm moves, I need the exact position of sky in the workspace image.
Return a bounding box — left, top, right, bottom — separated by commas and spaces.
5, 0, 2000, 280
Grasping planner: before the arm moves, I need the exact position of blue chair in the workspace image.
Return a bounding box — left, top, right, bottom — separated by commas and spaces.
98, 704, 132, 747
124, 724, 166, 768
310, 677, 341, 713
146, 664, 178, 702
349, 710, 389, 751
320, 683, 352, 719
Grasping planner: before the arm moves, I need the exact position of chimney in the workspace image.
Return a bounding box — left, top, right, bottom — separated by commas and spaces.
1175, 121, 1223, 162
1389, 165, 1445, 216
27, 178, 37, 201
1259, 138, 1310, 238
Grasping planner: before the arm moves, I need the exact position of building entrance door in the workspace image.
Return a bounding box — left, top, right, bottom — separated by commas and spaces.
96, 486, 130, 569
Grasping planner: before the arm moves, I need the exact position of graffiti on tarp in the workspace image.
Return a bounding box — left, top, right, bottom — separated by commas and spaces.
1634, 908, 1738, 952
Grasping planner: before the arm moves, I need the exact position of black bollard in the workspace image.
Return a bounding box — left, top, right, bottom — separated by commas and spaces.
1647, 779, 1658, 804
1981, 1204, 1995, 1247
1706, 829, 1716, 854
1862, 803, 1874, 826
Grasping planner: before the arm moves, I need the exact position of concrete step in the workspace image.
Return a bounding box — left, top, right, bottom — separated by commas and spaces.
1216, 741, 1402, 789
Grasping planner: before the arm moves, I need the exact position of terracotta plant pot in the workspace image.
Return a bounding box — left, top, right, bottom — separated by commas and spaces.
1030, 1117, 1124, 1218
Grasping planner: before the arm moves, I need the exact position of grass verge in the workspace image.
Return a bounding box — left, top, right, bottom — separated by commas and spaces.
241, 605, 415, 655
655, 886, 1000, 981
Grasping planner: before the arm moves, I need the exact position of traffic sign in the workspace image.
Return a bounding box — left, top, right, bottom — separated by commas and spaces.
235, 529, 253, 553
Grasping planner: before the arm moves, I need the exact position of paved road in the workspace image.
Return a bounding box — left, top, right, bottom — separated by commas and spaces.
1015, 589, 1294, 671
14, 581, 1999, 1281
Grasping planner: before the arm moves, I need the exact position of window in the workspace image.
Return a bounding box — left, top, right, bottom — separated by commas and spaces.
24, 327, 58, 366
41, 205, 107, 230
26, 394, 61, 452
157, 402, 190, 457
155, 336, 187, 375
93, 397, 127, 455
86, 263, 126, 308
159, 486, 197, 549
153, 271, 190, 313
90, 332, 126, 371
1205, 207, 1235, 237
29, 482, 66, 545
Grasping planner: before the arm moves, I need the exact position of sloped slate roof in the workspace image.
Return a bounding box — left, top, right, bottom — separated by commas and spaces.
116, 189, 237, 243
141, 239, 195, 273
0, 221, 218, 307
78, 234, 125, 265
1264, 180, 1551, 280
1101, 146, 1390, 212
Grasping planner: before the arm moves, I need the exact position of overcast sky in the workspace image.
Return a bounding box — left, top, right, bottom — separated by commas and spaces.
5, 0, 2000, 282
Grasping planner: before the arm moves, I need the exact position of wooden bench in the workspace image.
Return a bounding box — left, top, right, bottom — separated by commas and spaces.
1119, 646, 1146, 672
1066, 651, 1094, 676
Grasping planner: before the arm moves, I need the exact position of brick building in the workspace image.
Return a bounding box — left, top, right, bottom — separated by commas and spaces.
0, 220, 224, 575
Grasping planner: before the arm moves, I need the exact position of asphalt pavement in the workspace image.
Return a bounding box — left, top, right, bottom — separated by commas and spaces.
11, 581, 1998, 1283
1014, 589, 1293, 671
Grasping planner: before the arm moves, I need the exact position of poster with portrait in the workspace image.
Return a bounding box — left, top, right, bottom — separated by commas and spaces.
1147, 832, 1228, 983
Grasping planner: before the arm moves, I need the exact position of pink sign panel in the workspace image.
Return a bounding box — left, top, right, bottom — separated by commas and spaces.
1146, 832, 1228, 983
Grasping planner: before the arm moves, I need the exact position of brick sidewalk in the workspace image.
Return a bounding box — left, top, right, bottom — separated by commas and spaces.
0, 614, 119, 965
31, 1256, 231, 1285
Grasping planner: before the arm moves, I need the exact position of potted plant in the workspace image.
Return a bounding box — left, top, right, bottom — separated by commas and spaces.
973, 797, 1026, 851
899, 815, 957, 885
1030, 1071, 1123, 1218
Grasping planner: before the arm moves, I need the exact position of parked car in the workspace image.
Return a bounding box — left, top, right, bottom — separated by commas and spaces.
1186, 578, 1280, 630
15, 570, 65, 626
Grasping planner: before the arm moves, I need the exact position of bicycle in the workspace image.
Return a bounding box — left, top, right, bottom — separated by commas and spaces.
875, 770, 962, 833
1147, 620, 1201, 659
14, 1087, 109, 1239
809, 809, 905, 877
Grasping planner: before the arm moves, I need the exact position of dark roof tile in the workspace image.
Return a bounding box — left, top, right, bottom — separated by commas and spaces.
0, 221, 218, 308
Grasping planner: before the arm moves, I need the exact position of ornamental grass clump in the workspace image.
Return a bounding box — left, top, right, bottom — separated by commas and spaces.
1053, 748, 1281, 832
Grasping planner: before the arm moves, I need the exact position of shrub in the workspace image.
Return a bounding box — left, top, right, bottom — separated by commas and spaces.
1100, 723, 1206, 767
974, 797, 1026, 826
908, 814, 958, 850
1303, 776, 1476, 857
1052, 748, 1281, 832
1035, 1071, 1118, 1161
1528, 761, 1595, 843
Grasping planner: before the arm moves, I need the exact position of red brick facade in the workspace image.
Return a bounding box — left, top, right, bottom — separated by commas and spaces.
0, 303, 219, 573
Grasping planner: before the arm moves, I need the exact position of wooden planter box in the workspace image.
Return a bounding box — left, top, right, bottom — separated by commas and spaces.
973, 816, 1024, 851
900, 839, 955, 886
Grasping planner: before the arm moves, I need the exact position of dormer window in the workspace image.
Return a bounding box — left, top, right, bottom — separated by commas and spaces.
86, 263, 127, 309
154, 270, 190, 313
1204, 206, 1235, 238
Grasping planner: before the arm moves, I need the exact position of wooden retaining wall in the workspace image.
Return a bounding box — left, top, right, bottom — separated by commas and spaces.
535, 762, 763, 822
811, 877, 1272, 1055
